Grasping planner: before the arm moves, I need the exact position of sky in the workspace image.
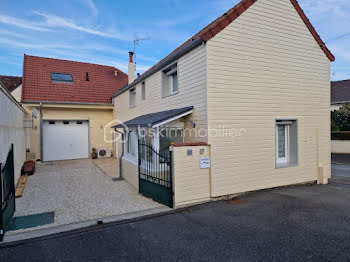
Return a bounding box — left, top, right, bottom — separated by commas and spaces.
0, 0, 349, 80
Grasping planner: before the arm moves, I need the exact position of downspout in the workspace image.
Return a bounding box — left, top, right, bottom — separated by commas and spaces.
113, 128, 125, 181
40, 102, 43, 163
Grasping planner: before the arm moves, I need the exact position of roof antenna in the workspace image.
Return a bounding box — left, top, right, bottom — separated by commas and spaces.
133, 37, 150, 72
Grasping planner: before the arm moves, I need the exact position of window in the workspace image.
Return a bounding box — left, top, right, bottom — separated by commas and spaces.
49, 121, 55, 125
275, 120, 298, 168
63, 121, 69, 125
127, 130, 137, 156
77, 121, 83, 125
162, 62, 178, 97
141, 82, 146, 100
129, 88, 136, 108
51, 72, 73, 83
159, 128, 183, 157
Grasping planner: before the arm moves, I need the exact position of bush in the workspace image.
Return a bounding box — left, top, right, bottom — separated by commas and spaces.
331, 104, 350, 131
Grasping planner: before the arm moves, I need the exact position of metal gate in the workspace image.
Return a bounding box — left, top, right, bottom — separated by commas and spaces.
138, 141, 173, 208
0, 144, 15, 241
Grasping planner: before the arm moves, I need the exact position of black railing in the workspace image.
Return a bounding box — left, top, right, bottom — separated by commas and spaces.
0, 144, 15, 241
138, 141, 173, 207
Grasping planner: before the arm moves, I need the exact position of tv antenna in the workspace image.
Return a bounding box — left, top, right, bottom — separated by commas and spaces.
133, 37, 150, 72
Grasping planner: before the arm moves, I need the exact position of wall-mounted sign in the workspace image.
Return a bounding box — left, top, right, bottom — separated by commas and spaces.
187, 149, 193, 156
200, 157, 210, 169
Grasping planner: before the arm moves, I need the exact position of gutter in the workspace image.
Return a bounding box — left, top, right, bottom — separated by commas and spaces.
112, 36, 204, 98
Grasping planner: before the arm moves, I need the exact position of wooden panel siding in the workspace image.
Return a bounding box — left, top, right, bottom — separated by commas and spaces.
206, 0, 331, 196
113, 44, 208, 144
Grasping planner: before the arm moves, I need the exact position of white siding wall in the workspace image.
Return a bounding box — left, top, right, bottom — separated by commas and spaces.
331, 140, 350, 154
0, 87, 26, 183
114, 44, 208, 144
171, 145, 210, 208
207, 0, 331, 196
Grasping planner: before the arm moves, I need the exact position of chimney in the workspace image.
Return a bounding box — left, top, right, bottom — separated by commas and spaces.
128, 51, 135, 84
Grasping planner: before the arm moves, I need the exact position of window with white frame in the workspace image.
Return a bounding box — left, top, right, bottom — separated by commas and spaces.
141, 82, 146, 100
127, 130, 137, 157
129, 88, 136, 108
275, 120, 298, 167
162, 62, 178, 97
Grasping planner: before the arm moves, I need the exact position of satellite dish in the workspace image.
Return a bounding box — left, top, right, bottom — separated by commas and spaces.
32, 108, 38, 119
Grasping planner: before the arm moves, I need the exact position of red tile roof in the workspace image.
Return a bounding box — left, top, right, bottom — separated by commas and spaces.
140, 0, 334, 79
22, 55, 128, 104
0, 75, 22, 93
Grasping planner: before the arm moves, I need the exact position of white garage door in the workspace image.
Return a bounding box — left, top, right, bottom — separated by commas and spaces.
43, 120, 89, 161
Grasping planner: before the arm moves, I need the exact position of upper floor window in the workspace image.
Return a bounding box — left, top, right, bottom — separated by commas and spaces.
141, 82, 146, 100
162, 62, 178, 97
51, 72, 73, 83
129, 87, 136, 108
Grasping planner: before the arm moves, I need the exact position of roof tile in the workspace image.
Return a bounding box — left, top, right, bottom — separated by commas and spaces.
22, 55, 128, 104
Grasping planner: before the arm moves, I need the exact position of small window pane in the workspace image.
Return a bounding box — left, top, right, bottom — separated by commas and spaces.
172, 72, 178, 93
142, 82, 146, 100
77, 121, 83, 125
277, 125, 286, 158
49, 121, 55, 125
63, 121, 69, 125
51, 72, 73, 82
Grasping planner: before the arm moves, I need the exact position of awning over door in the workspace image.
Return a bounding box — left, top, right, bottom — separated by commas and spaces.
113, 106, 193, 129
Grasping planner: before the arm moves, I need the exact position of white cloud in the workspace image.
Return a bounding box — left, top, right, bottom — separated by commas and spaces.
86, 0, 98, 17
0, 14, 50, 31
34, 12, 131, 41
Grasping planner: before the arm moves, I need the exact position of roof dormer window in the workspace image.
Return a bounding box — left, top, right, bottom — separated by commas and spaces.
51, 72, 73, 83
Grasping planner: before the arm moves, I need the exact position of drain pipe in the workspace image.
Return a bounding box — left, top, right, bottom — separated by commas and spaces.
113, 129, 125, 181
39, 102, 43, 163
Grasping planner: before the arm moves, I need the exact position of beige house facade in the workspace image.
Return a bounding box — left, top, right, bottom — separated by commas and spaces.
112, 0, 334, 205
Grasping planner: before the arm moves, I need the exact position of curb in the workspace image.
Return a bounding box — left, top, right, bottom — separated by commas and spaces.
0, 206, 180, 248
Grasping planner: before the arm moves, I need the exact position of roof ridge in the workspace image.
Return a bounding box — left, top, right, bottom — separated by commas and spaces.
133, 0, 334, 85
24, 54, 127, 74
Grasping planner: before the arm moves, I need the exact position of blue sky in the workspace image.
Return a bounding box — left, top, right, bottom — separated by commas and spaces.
0, 0, 349, 80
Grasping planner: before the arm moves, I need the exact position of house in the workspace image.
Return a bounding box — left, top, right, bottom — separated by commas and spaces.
331, 79, 350, 111
20, 55, 128, 161
0, 75, 22, 101
112, 0, 334, 207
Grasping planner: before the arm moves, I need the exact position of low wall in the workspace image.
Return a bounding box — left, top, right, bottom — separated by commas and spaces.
122, 158, 138, 190
331, 140, 350, 154
171, 144, 211, 208
0, 86, 26, 183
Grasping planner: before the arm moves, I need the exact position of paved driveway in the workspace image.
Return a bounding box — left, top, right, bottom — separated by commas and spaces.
11, 159, 164, 233
1, 164, 349, 261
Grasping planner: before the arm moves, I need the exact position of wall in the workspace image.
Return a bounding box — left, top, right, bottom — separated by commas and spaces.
11, 84, 22, 102
122, 159, 138, 190
331, 104, 343, 111
113, 44, 208, 144
171, 145, 210, 208
207, 0, 331, 197
22, 104, 114, 160
0, 86, 26, 183
331, 140, 350, 154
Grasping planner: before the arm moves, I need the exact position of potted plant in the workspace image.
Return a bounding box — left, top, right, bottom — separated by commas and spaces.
92, 148, 98, 159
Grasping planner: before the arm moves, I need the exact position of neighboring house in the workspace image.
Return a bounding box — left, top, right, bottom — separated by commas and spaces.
112, 0, 334, 204
21, 55, 128, 161
0, 75, 22, 101
331, 79, 350, 111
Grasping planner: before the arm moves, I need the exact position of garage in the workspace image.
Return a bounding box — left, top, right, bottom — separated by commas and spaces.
43, 120, 89, 161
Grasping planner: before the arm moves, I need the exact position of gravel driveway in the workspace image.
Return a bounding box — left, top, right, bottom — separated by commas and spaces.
13, 159, 164, 231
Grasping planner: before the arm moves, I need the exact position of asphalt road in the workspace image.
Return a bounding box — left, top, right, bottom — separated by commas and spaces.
1, 165, 350, 262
